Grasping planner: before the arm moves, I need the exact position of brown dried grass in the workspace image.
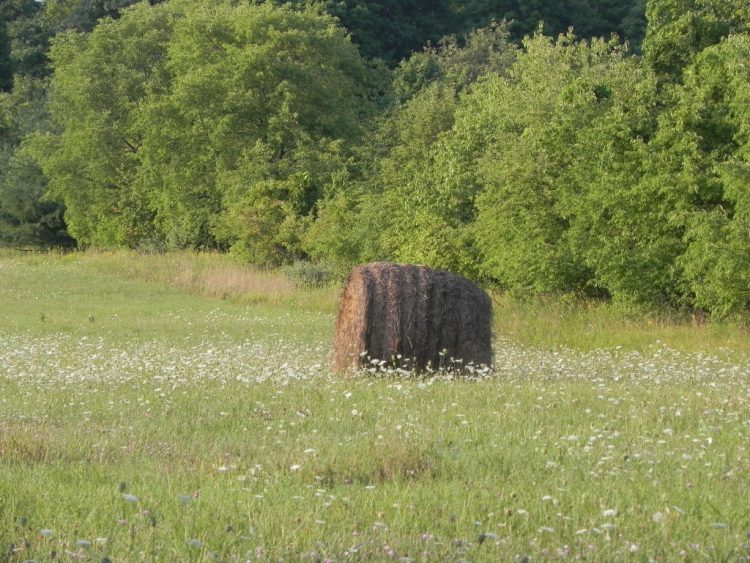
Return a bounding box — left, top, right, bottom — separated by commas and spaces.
333, 262, 493, 373
80, 250, 340, 312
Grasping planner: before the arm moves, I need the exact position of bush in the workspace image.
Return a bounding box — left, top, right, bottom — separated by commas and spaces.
285, 260, 336, 288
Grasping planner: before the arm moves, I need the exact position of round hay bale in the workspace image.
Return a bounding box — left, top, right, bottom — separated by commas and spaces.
333, 262, 493, 373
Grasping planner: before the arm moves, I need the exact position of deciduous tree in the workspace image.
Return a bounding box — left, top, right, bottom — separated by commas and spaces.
30, 1, 175, 246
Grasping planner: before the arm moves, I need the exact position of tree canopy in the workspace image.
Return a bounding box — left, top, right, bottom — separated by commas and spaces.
3, 0, 750, 317
30, 0, 377, 258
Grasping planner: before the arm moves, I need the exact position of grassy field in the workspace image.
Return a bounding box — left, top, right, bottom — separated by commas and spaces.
1, 251, 750, 562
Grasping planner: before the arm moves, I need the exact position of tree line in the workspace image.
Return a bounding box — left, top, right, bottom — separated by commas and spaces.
1, 0, 749, 317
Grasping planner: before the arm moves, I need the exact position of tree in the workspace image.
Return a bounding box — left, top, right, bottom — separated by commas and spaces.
668, 34, 750, 316
393, 20, 516, 101
30, 1, 176, 246
643, 0, 750, 82
0, 75, 73, 246
0, 0, 43, 89
452, 33, 674, 301
307, 22, 517, 274
450, 0, 646, 50
6, 0, 165, 81
307, 0, 456, 65
28, 1, 381, 257
280, 0, 645, 66
1, 0, 163, 247
138, 2, 379, 259
0, 18, 11, 92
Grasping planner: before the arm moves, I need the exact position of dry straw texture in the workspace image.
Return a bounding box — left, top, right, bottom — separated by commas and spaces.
333, 262, 493, 373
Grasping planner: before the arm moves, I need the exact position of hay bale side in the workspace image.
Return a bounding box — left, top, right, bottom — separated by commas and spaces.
333, 262, 492, 373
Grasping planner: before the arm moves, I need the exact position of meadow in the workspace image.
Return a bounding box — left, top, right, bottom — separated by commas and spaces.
1, 251, 750, 562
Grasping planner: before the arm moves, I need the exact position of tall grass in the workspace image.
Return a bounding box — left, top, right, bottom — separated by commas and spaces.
2, 248, 748, 355
81, 250, 341, 314
492, 293, 749, 357
2, 251, 750, 561
76, 250, 750, 356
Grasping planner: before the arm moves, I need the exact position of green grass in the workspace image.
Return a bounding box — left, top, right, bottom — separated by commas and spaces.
55, 249, 750, 356
491, 293, 749, 356
81, 250, 341, 314
2, 251, 750, 561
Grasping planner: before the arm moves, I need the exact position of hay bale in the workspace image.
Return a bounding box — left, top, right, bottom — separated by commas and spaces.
333, 262, 493, 373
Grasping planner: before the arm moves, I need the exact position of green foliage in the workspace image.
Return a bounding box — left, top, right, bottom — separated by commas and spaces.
0, 76, 72, 247
137, 2, 377, 258
463, 35, 608, 292
308, 0, 456, 65
218, 141, 350, 265
0, 19, 11, 92
5, 0, 164, 81
673, 34, 750, 316
284, 0, 646, 66
643, 0, 750, 81
284, 259, 336, 288
310, 82, 472, 272
0, 0, 44, 84
0, 146, 72, 247
393, 21, 517, 101
5, 0, 750, 317
309, 22, 517, 275
435, 34, 667, 297
31, 0, 378, 256
301, 175, 371, 268
30, 1, 175, 247
451, 0, 647, 51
